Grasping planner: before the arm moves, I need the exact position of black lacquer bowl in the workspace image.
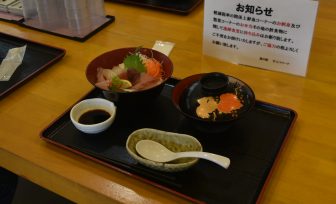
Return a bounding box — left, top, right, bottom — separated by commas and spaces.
172, 72, 255, 132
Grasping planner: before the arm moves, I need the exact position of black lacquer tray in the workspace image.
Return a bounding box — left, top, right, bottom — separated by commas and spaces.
41, 78, 297, 204
0, 15, 114, 42
20, 15, 115, 42
0, 32, 65, 99
107, 0, 202, 14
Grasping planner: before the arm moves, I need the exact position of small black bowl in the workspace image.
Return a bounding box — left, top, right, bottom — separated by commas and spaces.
172, 72, 255, 133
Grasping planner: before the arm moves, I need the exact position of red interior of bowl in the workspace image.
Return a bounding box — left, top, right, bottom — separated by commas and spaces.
86, 47, 173, 89
172, 74, 203, 111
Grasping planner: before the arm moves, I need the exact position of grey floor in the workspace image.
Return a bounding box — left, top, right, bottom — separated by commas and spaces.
12, 177, 74, 204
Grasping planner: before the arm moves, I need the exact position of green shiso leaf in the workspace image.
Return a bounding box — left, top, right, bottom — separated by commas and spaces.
109, 76, 123, 91
123, 51, 146, 73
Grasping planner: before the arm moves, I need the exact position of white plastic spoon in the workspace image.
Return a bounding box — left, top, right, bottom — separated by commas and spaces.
135, 140, 230, 169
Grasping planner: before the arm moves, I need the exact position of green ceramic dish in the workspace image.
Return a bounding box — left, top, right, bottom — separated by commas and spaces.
126, 128, 202, 172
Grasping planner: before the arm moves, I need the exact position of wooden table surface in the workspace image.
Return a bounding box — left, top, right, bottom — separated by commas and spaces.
1, 1, 335, 204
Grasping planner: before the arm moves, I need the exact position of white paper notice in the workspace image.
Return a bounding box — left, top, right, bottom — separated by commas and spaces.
152, 40, 175, 56
203, 0, 319, 76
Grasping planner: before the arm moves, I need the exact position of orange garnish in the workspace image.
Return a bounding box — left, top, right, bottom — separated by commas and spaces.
145, 58, 162, 78
217, 93, 243, 113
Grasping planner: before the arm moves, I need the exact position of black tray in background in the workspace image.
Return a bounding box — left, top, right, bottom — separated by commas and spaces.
20, 15, 115, 42
107, 0, 202, 14
0, 15, 114, 42
0, 32, 65, 99
0, 11, 24, 23
41, 78, 296, 204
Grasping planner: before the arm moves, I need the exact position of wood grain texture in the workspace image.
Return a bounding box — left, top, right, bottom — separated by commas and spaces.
0, 1, 335, 203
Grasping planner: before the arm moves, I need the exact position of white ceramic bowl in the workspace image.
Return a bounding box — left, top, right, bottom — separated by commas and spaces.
70, 98, 116, 134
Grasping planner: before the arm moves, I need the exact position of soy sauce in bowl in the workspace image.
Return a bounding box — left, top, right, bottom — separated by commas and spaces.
78, 109, 111, 125
70, 98, 117, 134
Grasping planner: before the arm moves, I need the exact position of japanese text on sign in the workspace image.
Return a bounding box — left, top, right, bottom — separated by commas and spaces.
236, 3, 274, 16
203, 0, 319, 76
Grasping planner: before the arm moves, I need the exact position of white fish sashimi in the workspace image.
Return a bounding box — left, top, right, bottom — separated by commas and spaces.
96, 65, 127, 90
131, 73, 162, 91
95, 79, 111, 90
